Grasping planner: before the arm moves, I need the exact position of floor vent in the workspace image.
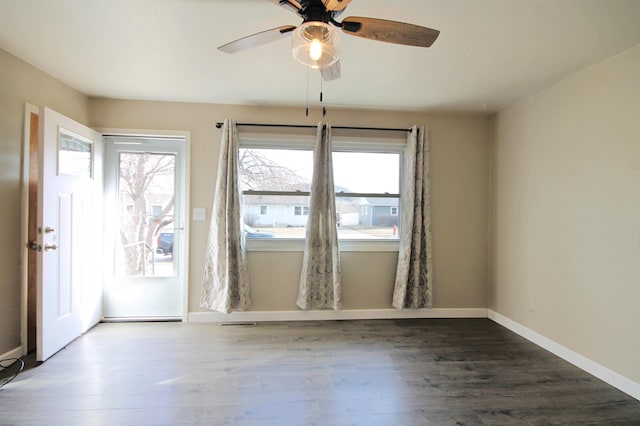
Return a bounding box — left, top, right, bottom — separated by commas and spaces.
220, 322, 257, 327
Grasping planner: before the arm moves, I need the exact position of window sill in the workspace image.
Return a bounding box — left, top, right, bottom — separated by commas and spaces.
246, 238, 400, 252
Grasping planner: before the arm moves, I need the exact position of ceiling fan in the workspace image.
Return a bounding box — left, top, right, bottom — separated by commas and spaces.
218, 0, 440, 81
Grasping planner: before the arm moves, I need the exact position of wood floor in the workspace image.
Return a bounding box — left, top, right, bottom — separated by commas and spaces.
1, 319, 638, 425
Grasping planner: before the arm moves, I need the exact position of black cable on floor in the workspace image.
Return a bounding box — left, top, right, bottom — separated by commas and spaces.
0, 358, 25, 389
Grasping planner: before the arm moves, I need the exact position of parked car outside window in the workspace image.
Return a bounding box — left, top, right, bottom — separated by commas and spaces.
157, 232, 173, 254
244, 225, 277, 239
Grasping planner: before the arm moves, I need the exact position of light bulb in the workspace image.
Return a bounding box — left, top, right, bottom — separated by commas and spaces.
309, 39, 323, 61
292, 22, 339, 69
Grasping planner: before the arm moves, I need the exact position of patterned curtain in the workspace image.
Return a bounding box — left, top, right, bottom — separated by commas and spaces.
201, 118, 251, 313
297, 123, 342, 310
392, 125, 433, 309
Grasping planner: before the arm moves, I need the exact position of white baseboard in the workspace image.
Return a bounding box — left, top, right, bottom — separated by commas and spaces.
0, 346, 23, 361
488, 309, 639, 401
188, 307, 488, 323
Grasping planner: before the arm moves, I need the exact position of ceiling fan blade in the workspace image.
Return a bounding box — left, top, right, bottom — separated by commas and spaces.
341, 17, 439, 47
218, 25, 296, 54
322, 0, 352, 11
276, 0, 301, 14
321, 60, 341, 81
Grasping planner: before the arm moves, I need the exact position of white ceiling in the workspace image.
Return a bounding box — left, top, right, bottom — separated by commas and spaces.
1, 0, 640, 113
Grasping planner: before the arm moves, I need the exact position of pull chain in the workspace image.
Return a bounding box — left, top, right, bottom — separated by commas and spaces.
304, 69, 327, 117
305, 68, 309, 117
320, 73, 326, 117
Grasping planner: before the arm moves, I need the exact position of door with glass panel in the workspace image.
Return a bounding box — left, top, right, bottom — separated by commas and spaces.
36, 107, 103, 361
103, 136, 186, 319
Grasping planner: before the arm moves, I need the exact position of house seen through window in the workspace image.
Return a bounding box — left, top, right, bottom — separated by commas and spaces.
239, 141, 402, 241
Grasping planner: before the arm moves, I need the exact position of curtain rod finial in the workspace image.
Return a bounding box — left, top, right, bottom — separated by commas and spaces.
215, 122, 223, 129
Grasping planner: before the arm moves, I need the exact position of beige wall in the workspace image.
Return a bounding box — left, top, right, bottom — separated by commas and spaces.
490, 44, 640, 382
0, 49, 89, 355
89, 100, 491, 313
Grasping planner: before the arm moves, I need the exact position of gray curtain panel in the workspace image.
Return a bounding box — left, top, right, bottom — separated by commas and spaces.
297, 123, 342, 310
201, 118, 251, 313
393, 125, 433, 309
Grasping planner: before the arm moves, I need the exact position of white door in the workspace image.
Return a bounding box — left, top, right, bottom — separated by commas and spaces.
103, 136, 186, 319
37, 107, 103, 361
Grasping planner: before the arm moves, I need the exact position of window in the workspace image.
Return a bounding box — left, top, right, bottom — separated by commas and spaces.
333, 151, 400, 238
240, 147, 312, 238
58, 128, 93, 179
151, 204, 163, 218
116, 152, 177, 277
239, 130, 404, 249
294, 205, 309, 216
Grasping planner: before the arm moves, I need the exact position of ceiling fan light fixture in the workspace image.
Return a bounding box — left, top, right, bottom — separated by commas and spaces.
291, 21, 339, 69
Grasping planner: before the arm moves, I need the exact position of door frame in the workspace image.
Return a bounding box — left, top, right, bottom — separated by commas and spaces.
19, 112, 191, 356
97, 127, 191, 322
19, 103, 39, 356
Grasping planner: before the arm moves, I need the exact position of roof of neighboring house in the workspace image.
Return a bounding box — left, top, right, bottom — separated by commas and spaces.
360, 197, 399, 207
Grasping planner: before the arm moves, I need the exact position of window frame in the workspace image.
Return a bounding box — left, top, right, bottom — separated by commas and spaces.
239, 130, 405, 252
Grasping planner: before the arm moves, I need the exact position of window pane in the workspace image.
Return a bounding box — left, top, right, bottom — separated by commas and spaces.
239, 148, 313, 191
116, 152, 176, 276
333, 151, 400, 240
333, 152, 400, 194
58, 129, 92, 178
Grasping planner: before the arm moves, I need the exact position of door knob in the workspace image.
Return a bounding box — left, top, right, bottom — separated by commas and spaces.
27, 241, 41, 252
44, 244, 58, 252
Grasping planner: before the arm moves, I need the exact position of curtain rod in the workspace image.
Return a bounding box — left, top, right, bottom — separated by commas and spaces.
214, 122, 411, 133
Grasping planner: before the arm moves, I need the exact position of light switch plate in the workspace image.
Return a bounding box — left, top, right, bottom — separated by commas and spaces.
192, 207, 206, 221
